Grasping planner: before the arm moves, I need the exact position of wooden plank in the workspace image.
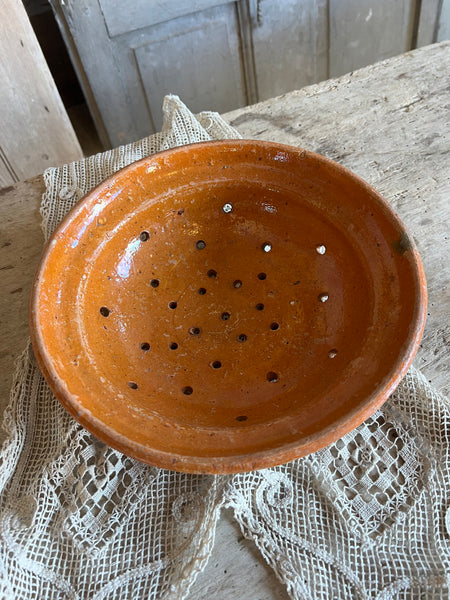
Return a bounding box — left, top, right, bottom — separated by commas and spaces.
0, 176, 44, 445
249, 0, 329, 101
99, 0, 235, 37
329, 0, 417, 77
0, 0, 82, 186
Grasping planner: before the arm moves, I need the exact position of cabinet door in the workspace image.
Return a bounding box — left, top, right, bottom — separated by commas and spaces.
51, 0, 252, 147
129, 6, 248, 133
51, 0, 432, 149
249, 0, 328, 101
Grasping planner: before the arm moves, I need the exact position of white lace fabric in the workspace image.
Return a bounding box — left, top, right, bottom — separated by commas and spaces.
0, 96, 449, 599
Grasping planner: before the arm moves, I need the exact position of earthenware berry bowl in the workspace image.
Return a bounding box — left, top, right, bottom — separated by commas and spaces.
30, 140, 426, 473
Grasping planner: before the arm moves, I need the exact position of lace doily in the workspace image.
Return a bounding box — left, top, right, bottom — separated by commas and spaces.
0, 96, 448, 599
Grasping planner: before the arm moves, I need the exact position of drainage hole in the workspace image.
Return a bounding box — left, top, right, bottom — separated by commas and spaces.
233, 279, 242, 288
257, 272, 267, 280
168, 301, 178, 309
256, 303, 264, 311
236, 415, 248, 422
189, 327, 201, 336
150, 279, 160, 288
196, 240, 206, 250
198, 287, 207, 295
211, 360, 222, 369
266, 371, 278, 383
100, 306, 110, 317
221, 312, 231, 321
237, 333, 247, 342
207, 269, 217, 278
128, 381, 138, 390
182, 386, 193, 395
328, 349, 338, 358
139, 231, 150, 242
140, 342, 150, 351
316, 244, 326, 255
262, 242, 272, 253
169, 342, 179, 350
270, 322, 279, 331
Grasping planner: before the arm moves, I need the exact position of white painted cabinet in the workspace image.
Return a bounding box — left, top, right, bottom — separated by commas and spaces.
50, 0, 446, 148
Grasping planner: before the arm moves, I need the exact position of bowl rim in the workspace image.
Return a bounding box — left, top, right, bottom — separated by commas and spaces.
29, 139, 427, 473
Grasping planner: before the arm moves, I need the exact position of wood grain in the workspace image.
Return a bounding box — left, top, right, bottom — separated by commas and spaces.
0, 0, 82, 186
0, 176, 44, 445
0, 42, 448, 600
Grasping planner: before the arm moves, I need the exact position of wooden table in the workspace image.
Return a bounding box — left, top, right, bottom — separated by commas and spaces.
0, 41, 448, 599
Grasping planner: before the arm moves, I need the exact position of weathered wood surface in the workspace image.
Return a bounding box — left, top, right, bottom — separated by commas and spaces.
0, 42, 448, 600
0, 0, 82, 186
0, 177, 44, 435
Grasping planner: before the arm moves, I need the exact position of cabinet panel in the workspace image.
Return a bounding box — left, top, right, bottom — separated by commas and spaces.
52, 0, 249, 146
329, 0, 417, 77
250, 0, 328, 101
134, 11, 246, 131
99, 0, 234, 36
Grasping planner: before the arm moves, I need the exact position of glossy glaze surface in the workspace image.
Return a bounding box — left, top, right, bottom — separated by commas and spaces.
30, 141, 427, 473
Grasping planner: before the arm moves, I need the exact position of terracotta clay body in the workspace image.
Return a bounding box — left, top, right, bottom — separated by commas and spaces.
30, 141, 426, 473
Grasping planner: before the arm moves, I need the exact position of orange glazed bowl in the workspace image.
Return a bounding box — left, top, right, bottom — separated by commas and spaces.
30, 141, 426, 474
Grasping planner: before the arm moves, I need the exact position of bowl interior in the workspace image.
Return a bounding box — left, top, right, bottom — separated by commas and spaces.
30, 141, 426, 473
